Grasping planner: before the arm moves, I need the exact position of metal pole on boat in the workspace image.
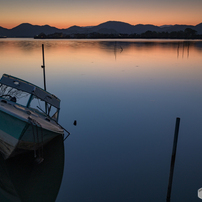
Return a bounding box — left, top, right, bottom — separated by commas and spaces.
41, 44, 46, 91
166, 117, 180, 202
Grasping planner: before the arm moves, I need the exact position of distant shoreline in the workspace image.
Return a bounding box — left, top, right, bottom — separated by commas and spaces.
33, 29, 202, 40
33, 36, 202, 40
1, 36, 202, 40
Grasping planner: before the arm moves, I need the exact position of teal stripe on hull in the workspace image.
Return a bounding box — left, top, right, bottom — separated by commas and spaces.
0, 110, 27, 140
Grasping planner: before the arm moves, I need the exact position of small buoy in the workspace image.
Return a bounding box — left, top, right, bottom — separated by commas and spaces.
73, 120, 77, 126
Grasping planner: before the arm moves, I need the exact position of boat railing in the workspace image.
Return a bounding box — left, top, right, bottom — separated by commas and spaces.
0, 74, 61, 109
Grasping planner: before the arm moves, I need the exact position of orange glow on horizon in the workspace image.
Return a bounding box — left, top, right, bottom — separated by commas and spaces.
0, 0, 201, 30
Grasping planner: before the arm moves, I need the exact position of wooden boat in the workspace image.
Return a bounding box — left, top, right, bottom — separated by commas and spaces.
0, 74, 65, 159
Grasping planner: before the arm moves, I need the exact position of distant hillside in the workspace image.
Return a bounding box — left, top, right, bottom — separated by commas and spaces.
162, 24, 197, 33
195, 23, 202, 34
0, 23, 60, 37
0, 21, 202, 38
0, 26, 9, 37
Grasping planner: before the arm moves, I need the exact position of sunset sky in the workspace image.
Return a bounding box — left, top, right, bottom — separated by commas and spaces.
0, 0, 202, 29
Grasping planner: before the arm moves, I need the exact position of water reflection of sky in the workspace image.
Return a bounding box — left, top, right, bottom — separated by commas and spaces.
0, 39, 202, 201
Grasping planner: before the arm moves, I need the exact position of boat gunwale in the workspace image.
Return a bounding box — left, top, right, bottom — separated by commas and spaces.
0, 99, 64, 135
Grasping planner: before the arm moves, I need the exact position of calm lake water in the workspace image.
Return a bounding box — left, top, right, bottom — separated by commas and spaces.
0, 38, 202, 202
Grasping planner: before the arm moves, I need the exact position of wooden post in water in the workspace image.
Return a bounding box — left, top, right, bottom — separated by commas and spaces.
166, 117, 180, 202
41, 44, 46, 91
41, 44, 47, 113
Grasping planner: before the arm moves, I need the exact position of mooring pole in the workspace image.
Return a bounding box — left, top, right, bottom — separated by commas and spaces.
41, 44, 46, 91
166, 117, 180, 202
41, 44, 47, 113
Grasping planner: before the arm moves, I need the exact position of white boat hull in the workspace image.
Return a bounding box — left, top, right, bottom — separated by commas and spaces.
0, 102, 64, 159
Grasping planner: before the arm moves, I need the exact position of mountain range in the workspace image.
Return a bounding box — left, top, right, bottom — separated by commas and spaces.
0, 21, 202, 37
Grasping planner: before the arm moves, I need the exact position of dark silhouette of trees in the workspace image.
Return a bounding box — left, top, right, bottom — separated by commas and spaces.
184, 28, 197, 38
34, 28, 202, 39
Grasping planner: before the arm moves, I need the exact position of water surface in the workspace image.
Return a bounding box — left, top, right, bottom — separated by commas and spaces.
0, 39, 202, 201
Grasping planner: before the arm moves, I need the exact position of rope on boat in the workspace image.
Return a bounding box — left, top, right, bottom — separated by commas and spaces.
28, 117, 44, 162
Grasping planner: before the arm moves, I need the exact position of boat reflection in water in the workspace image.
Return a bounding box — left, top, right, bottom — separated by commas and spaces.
0, 135, 64, 202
